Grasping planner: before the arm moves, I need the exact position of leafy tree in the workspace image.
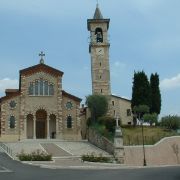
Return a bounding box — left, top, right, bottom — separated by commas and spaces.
150, 73, 161, 114
133, 105, 150, 120
98, 116, 116, 133
86, 95, 108, 122
160, 115, 180, 130
143, 113, 158, 126
131, 71, 151, 110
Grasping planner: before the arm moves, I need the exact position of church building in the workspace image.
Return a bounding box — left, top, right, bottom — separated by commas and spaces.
0, 56, 82, 142
0, 5, 133, 142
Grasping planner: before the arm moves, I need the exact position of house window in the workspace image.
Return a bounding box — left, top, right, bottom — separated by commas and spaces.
35, 81, 39, 95
127, 109, 131, 116
112, 101, 114, 106
49, 84, 54, 96
9, 116, 15, 129
29, 82, 34, 95
67, 115, 72, 128
44, 81, 48, 95
40, 79, 44, 95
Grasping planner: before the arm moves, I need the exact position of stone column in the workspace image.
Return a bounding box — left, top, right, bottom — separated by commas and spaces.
33, 119, 36, 139
47, 117, 50, 139
114, 117, 125, 164
114, 127, 125, 163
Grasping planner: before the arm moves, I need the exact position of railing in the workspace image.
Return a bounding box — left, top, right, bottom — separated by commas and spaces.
0, 142, 13, 158
88, 128, 114, 155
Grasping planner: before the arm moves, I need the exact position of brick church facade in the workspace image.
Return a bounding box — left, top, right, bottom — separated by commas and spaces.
0, 60, 82, 142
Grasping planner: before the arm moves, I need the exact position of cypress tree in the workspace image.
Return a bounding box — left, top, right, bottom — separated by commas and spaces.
131, 71, 151, 110
150, 73, 161, 114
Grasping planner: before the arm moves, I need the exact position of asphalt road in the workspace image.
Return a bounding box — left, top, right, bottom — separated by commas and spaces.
0, 152, 179, 180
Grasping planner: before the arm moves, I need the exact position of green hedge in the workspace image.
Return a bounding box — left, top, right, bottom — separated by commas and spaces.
81, 153, 111, 163
17, 150, 52, 161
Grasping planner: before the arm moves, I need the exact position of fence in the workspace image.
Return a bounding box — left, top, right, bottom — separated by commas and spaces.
0, 142, 13, 158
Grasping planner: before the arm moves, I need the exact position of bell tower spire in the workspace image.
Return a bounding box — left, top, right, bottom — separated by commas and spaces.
87, 5, 111, 95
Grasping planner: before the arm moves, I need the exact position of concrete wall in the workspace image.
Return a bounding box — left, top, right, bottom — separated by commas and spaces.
124, 136, 180, 166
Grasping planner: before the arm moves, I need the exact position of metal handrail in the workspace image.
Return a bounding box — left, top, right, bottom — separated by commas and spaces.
0, 142, 13, 157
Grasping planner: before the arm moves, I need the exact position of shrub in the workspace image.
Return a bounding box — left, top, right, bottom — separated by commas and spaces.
17, 149, 52, 161
81, 153, 111, 163
160, 115, 180, 130
97, 116, 116, 133
143, 113, 158, 126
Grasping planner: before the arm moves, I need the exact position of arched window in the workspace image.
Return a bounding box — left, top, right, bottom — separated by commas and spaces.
40, 79, 44, 95
95, 28, 103, 43
28, 80, 54, 96
9, 116, 15, 129
67, 115, 72, 128
49, 84, 54, 96
35, 81, 39, 95
29, 82, 34, 95
44, 81, 48, 95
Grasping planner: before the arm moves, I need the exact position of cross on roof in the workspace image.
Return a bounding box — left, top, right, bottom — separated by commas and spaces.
39, 51, 45, 64
39, 51, 45, 59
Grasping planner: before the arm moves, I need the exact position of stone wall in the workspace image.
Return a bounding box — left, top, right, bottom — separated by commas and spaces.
124, 136, 180, 166
88, 128, 114, 155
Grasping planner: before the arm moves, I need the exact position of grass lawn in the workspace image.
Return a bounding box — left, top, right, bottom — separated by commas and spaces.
122, 126, 179, 145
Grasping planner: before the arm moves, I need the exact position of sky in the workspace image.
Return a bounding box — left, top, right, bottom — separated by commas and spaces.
0, 0, 180, 117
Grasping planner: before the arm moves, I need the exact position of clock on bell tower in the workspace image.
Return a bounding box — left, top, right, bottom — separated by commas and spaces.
87, 4, 111, 95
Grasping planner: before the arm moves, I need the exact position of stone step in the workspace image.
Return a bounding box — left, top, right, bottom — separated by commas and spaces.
41, 143, 72, 157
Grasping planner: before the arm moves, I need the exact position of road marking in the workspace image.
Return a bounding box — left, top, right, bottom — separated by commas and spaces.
0, 166, 12, 173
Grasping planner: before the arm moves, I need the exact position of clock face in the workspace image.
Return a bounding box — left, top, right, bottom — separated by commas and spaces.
66, 101, 73, 110
9, 100, 16, 108
96, 48, 104, 56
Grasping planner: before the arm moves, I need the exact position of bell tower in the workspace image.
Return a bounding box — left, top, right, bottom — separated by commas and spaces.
87, 4, 111, 95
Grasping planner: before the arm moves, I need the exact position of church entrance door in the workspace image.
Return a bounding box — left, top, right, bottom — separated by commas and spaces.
36, 110, 47, 139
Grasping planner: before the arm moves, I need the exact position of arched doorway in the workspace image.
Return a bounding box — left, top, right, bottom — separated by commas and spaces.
27, 114, 33, 139
36, 109, 47, 139
49, 114, 56, 139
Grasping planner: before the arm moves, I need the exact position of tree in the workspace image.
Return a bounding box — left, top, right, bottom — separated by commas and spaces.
133, 105, 150, 120
150, 73, 161, 114
86, 95, 108, 122
143, 113, 158, 126
160, 115, 180, 130
131, 71, 151, 110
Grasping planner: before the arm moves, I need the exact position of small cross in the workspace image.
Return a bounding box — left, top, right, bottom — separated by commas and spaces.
39, 51, 45, 59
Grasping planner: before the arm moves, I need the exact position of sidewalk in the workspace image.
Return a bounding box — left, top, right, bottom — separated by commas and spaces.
21, 157, 180, 170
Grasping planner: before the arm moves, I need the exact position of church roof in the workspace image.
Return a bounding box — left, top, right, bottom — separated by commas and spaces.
0, 90, 20, 102
20, 63, 64, 77
62, 90, 82, 102
87, 4, 110, 30
93, 4, 103, 19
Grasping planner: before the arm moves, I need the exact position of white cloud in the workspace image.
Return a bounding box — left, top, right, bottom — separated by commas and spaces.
114, 61, 126, 68
160, 74, 180, 90
0, 78, 19, 94
111, 61, 126, 77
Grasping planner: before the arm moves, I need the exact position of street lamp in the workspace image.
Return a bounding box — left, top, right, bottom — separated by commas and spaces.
141, 119, 147, 166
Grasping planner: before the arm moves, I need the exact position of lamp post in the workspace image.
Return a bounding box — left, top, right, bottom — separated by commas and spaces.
141, 118, 147, 166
